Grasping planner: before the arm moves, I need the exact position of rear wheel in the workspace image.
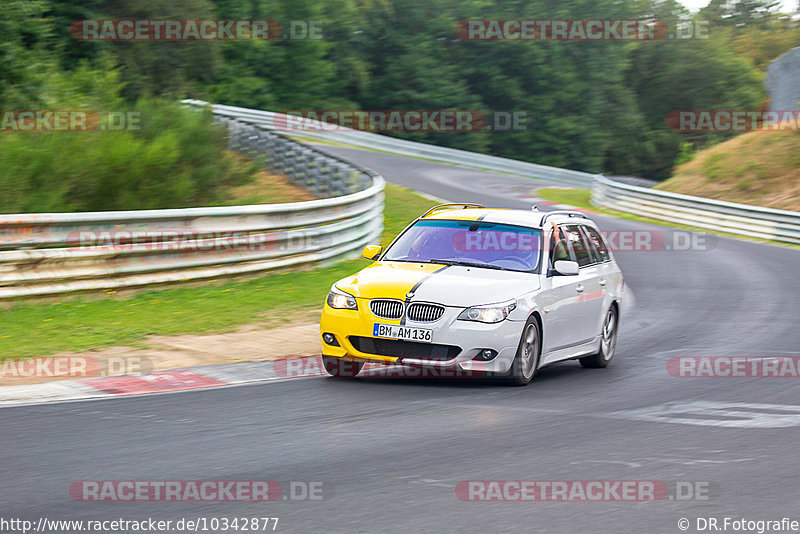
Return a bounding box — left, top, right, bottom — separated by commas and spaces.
501, 317, 541, 386
579, 305, 618, 369
322, 356, 364, 377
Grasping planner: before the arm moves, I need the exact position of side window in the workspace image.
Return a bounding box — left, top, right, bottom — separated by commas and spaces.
566, 225, 594, 267
548, 225, 573, 268
582, 225, 610, 263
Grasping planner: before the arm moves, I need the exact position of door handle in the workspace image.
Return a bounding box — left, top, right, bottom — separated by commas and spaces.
576, 284, 584, 293
599, 279, 607, 286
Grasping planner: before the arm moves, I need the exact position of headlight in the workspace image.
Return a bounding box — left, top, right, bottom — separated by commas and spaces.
458, 299, 517, 324
326, 286, 358, 310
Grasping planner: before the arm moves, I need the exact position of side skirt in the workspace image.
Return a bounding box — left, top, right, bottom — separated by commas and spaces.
540, 336, 602, 367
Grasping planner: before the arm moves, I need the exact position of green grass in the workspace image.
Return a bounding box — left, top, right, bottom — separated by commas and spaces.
538, 188, 592, 207
0, 185, 435, 359
658, 128, 800, 212
212, 165, 315, 206
536, 187, 800, 249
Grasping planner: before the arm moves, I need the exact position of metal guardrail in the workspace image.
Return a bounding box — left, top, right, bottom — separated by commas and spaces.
181, 100, 598, 188
0, 116, 385, 299
186, 101, 800, 246
220, 117, 375, 198
593, 176, 800, 245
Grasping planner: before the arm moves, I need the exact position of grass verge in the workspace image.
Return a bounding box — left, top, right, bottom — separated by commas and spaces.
538, 188, 593, 208
0, 184, 435, 359
658, 128, 800, 212
220, 164, 315, 205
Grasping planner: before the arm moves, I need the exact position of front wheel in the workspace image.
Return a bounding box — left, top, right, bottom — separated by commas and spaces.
580, 306, 618, 369
501, 317, 541, 386
322, 356, 364, 377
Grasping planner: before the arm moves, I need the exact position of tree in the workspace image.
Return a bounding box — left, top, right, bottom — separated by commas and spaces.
0, 0, 52, 108
700, 0, 784, 31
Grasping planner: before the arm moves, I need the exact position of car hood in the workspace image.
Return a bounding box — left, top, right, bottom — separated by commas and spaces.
335, 261, 540, 307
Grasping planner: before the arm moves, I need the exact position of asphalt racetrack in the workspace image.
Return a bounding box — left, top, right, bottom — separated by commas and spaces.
3, 148, 800, 533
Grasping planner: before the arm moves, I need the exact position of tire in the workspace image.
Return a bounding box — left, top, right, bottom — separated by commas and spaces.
322, 356, 364, 377
580, 305, 618, 369
501, 316, 541, 386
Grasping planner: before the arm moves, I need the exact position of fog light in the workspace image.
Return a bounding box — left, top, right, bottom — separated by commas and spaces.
475, 349, 497, 362
322, 333, 339, 346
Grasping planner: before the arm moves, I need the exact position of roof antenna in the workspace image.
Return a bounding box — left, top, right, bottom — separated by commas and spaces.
531, 205, 539, 211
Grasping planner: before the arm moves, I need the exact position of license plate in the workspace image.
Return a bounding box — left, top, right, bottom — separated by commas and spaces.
373, 323, 432, 342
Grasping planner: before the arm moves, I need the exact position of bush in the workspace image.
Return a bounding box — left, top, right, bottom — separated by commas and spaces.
0, 99, 256, 213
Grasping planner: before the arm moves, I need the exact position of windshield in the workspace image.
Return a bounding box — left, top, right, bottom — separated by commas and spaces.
383, 219, 542, 272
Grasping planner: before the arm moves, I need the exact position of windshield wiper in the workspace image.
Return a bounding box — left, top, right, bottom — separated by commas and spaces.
428, 259, 512, 271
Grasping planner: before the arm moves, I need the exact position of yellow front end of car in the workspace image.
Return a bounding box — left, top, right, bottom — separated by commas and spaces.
320, 300, 401, 364
319, 261, 448, 364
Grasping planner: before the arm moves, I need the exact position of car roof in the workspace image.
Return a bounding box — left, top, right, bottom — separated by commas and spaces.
420, 204, 594, 228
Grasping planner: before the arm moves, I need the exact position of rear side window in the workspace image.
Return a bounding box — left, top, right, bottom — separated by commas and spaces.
566, 225, 594, 267
581, 225, 610, 263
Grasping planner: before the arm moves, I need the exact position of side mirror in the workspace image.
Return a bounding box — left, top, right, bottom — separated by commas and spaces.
362, 245, 382, 261
554, 260, 579, 276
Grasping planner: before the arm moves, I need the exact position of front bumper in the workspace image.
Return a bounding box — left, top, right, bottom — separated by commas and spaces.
319, 300, 523, 374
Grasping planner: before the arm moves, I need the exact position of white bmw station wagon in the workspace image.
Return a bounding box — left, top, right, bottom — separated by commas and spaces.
319, 204, 624, 386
